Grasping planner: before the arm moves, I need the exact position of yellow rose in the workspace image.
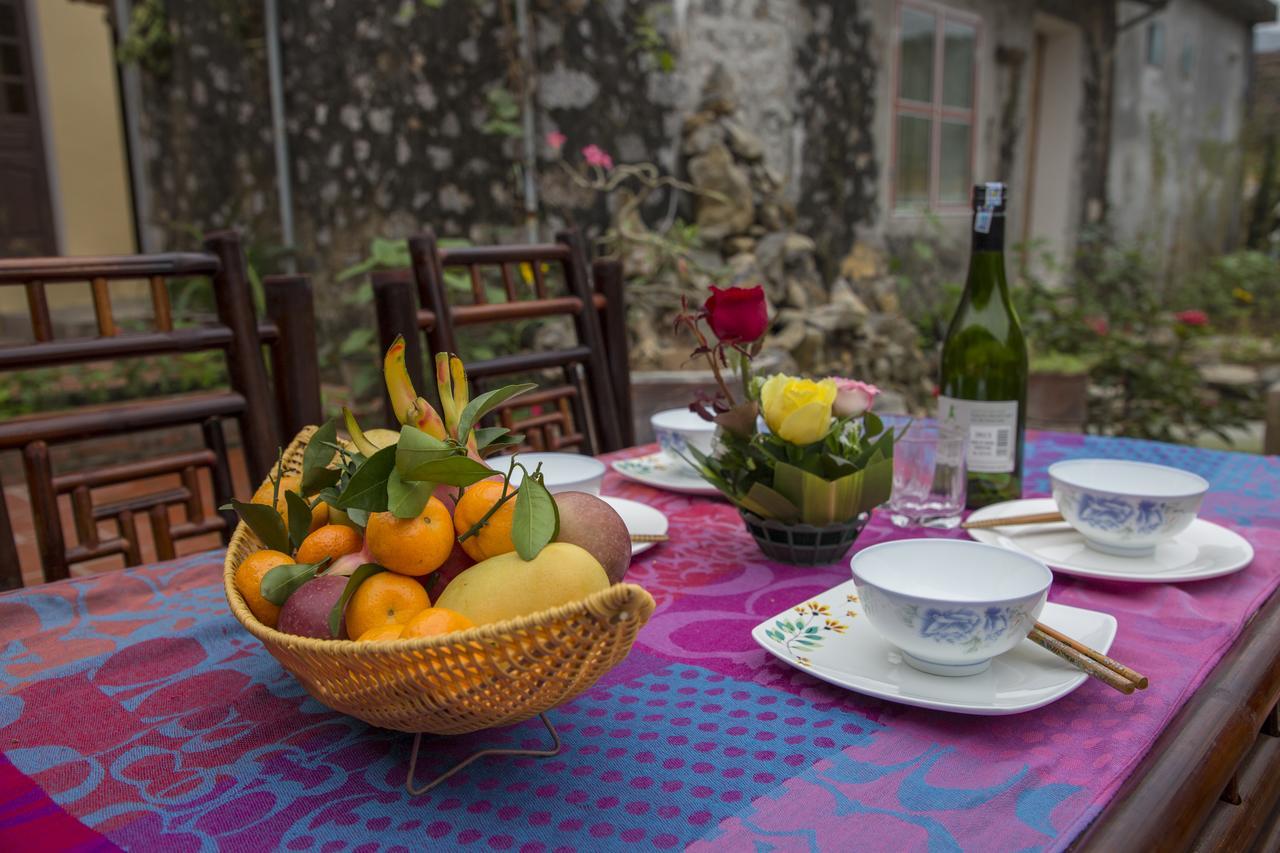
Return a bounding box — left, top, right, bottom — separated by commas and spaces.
759, 375, 837, 445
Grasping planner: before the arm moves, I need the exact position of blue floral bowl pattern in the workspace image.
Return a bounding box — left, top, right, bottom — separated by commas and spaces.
851, 540, 1052, 677
1049, 459, 1208, 557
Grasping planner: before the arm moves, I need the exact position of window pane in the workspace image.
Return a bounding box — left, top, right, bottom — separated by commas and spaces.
939, 121, 971, 204
942, 20, 975, 108
899, 8, 935, 103
1146, 21, 1165, 67
896, 114, 932, 207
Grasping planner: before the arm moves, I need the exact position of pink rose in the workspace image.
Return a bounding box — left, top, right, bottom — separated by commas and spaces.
546, 131, 566, 151
827, 378, 880, 418
581, 144, 614, 170
1084, 315, 1109, 336
1175, 309, 1208, 327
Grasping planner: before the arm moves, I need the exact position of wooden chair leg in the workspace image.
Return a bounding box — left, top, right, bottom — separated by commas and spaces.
557, 229, 623, 453
203, 418, 238, 542
593, 258, 634, 447
0, 470, 24, 590
149, 505, 176, 562
22, 441, 68, 583
265, 274, 324, 439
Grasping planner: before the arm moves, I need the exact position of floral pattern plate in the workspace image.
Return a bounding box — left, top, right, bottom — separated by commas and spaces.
751, 580, 1118, 715
966, 498, 1254, 583
611, 451, 721, 497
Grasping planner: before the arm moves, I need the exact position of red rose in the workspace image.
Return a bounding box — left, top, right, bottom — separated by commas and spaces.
1175, 309, 1208, 327
704, 285, 768, 343
1084, 315, 1109, 336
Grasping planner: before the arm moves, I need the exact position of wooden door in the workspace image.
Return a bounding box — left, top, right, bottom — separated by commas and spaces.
0, 0, 56, 256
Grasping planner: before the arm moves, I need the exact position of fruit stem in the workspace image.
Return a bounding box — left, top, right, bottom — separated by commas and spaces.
456, 457, 528, 543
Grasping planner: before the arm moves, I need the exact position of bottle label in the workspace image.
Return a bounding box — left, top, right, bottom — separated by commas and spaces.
937, 396, 1018, 473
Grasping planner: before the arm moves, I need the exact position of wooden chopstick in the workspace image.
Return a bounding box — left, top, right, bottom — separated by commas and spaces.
962, 511, 1065, 530
1027, 624, 1148, 694
630, 533, 669, 543
1035, 621, 1149, 689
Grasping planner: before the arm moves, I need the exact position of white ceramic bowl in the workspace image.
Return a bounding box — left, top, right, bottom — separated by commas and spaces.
850, 540, 1052, 677
650, 408, 717, 469
1048, 459, 1209, 557
493, 452, 606, 495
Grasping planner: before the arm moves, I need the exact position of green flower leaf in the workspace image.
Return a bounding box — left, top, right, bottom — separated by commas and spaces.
387, 468, 434, 519
225, 499, 291, 553
260, 557, 331, 606
334, 445, 397, 512
395, 425, 457, 479
455, 383, 536, 445
511, 473, 558, 560
346, 507, 370, 528
330, 563, 385, 639
285, 490, 313, 550
301, 417, 340, 494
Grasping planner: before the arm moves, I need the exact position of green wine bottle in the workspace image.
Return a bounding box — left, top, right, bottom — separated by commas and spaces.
938, 183, 1028, 508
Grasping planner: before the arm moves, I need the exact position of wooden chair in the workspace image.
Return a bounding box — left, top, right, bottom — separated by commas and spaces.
0, 231, 321, 588
372, 230, 632, 454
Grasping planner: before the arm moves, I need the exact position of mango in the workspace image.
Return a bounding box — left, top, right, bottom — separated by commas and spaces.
434, 542, 609, 626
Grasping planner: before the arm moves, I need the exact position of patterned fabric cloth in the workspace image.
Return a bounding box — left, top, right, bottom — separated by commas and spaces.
2, 432, 1277, 852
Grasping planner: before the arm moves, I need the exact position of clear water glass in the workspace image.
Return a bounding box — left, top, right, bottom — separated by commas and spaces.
889, 423, 967, 529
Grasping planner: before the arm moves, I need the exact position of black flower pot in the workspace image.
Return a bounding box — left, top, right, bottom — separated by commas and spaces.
739, 510, 872, 567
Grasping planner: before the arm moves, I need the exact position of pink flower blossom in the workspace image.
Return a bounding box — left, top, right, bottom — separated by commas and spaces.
1175, 309, 1208, 327
827, 378, 880, 418
545, 131, 566, 151
1084, 315, 1109, 336
581, 144, 614, 170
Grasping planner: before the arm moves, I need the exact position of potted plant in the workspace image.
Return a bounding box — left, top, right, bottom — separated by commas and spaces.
675, 285, 895, 566
1027, 351, 1091, 432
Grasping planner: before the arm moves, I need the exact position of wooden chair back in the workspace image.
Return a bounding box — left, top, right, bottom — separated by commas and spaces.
0, 231, 320, 588
373, 230, 630, 454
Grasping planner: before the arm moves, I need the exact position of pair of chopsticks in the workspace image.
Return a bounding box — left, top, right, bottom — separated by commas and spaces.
630, 533, 669, 543
1027, 622, 1148, 694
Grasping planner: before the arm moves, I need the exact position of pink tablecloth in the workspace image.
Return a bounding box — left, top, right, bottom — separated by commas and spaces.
1, 431, 1277, 851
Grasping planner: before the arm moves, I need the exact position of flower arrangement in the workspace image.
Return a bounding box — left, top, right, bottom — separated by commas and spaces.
676, 286, 895, 531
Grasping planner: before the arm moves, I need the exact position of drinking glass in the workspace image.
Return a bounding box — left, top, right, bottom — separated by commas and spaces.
889, 423, 967, 528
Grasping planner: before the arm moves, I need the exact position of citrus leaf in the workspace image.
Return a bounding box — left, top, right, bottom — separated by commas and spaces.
473, 426, 511, 450
285, 491, 313, 550
395, 425, 458, 479
260, 557, 331, 606
334, 445, 396, 512
330, 563, 385, 639
405, 455, 496, 488
226, 499, 291, 553
511, 474, 557, 560
347, 507, 370, 528
387, 468, 434, 519
301, 418, 340, 494
454, 383, 536, 445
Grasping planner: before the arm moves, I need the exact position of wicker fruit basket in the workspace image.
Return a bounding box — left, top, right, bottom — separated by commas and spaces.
223, 427, 655, 735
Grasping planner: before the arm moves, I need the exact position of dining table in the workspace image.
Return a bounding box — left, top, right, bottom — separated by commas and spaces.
2, 429, 1278, 852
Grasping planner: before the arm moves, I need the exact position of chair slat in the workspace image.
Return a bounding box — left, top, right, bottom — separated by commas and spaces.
71, 486, 97, 549
150, 276, 173, 331
451, 297, 584, 326
468, 265, 486, 304
26, 282, 53, 342
91, 277, 116, 337
531, 260, 548, 299
500, 263, 518, 301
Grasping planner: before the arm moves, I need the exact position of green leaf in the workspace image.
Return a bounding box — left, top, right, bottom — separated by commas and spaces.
387, 468, 434, 519
260, 557, 330, 606
454, 383, 536, 445
511, 474, 558, 560
347, 507, 370, 527
285, 491, 313, 550
395, 425, 458, 479
334, 445, 397, 512
402, 455, 497, 488
301, 418, 340, 494
330, 563, 386, 639
303, 467, 341, 494
473, 426, 511, 450
740, 482, 800, 522
226, 499, 291, 553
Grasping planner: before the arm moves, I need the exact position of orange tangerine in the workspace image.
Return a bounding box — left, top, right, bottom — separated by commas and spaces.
345, 572, 431, 640
452, 480, 516, 562
296, 524, 363, 565
233, 549, 293, 628
356, 623, 406, 642
401, 607, 475, 639
366, 497, 455, 576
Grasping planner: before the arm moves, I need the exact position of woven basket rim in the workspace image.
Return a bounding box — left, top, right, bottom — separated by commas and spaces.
222, 425, 655, 654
